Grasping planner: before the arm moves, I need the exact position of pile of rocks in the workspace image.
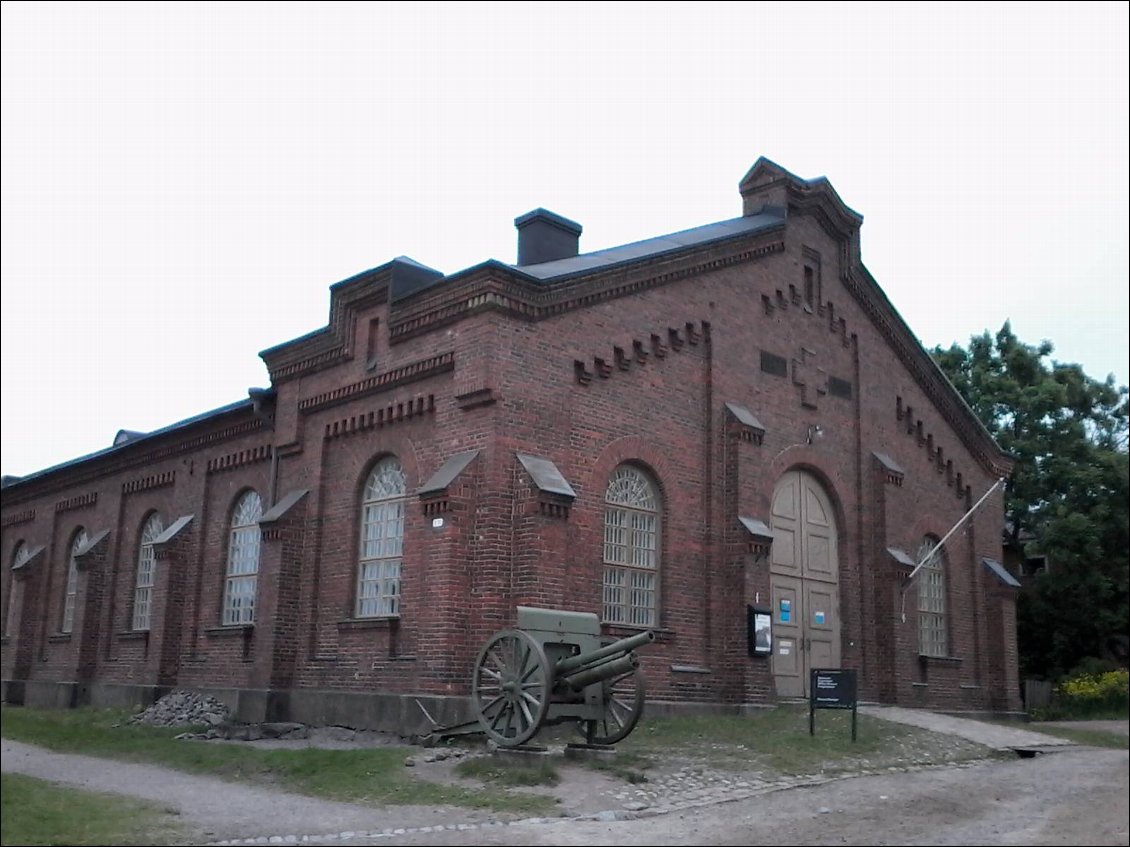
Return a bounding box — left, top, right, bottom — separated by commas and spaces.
129, 690, 231, 728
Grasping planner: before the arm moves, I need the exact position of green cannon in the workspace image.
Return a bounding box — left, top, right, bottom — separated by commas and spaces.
455, 606, 654, 748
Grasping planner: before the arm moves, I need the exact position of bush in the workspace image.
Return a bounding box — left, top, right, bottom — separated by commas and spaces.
1034, 669, 1129, 720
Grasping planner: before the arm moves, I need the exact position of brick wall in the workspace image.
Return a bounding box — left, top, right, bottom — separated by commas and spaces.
1, 164, 1021, 720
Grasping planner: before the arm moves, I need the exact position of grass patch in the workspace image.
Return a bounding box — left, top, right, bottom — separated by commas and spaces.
0, 705, 555, 816
1014, 724, 1129, 750
578, 750, 655, 784
454, 755, 560, 787
619, 704, 993, 775
1, 772, 186, 846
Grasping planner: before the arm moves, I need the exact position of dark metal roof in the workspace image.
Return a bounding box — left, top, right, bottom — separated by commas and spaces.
514, 208, 582, 235
260, 490, 310, 524
738, 516, 774, 541
887, 547, 917, 568
1, 398, 254, 490
873, 452, 907, 477
982, 557, 1022, 588
153, 515, 195, 546
418, 450, 480, 496
511, 211, 785, 280
516, 453, 576, 499
725, 403, 766, 433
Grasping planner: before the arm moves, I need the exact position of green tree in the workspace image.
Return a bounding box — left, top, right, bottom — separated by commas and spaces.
932, 322, 1129, 679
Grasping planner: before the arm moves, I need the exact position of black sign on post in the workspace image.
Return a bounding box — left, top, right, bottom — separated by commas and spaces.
809, 668, 858, 741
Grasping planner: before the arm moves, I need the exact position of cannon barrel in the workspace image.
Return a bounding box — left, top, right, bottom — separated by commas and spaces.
555, 629, 655, 675
560, 652, 638, 690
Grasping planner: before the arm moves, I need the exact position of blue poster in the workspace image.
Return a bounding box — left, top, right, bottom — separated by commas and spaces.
780, 598, 791, 623
814, 611, 826, 625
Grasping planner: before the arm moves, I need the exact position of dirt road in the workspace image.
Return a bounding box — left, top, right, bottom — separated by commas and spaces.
3, 718, 1127, 846
367, 746, 1128, 847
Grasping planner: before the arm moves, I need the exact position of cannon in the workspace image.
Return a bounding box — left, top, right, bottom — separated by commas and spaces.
469, 606, 655, 747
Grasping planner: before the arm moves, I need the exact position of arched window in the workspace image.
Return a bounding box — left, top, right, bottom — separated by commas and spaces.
222, 491, 262, 625
357, 457, 406, 617
132, 513, 164, 631
61, 528, 88, 633
5, 542, 30, 637
917, 536, 947, 657
603, 465, 660, 626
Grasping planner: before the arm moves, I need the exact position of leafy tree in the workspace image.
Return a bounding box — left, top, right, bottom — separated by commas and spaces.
932, 322, 1129, 680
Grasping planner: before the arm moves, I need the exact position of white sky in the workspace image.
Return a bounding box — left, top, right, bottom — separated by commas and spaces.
2, 2, 1127, 479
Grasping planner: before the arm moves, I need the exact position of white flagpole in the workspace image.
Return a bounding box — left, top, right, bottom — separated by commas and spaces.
900, 476, 1008, 621
905, 477, 1008, 584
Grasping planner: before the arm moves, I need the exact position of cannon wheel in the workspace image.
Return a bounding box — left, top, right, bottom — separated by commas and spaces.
472, 629, 552, 747
579, 669, 646, 745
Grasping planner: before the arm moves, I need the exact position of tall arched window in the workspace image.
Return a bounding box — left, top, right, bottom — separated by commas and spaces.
357, 457, 406, 617
61, 528, 88, 633
603, 465, 659, 627
917, 536, 947, 657
223, 491, 262, 625
132, 513, 164, 631
5, 542, 30, 637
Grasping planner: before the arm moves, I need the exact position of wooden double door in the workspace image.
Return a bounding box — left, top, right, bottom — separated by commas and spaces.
769, 470, 841, 698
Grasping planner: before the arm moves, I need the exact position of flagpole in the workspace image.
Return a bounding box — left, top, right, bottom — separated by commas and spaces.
900, 476, 1008, 623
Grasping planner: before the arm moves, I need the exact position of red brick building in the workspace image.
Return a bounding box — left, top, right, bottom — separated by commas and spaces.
0, 159, 1022, 728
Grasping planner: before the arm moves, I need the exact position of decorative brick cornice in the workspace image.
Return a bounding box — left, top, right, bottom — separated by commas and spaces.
575, 321, 710, 386
55, 492, 97, 513
122, 470, 176, 495
388, 239, 784, 345
2, 415, 263, 506
760, 291, 854, 352
896, 397, 973, 501
206, 444, 272, 474
324, 394, 435, 440
1, 508, 35, 527
261, 268, 390, 382
298, 352, 454, 415
849, 267, 1012, 478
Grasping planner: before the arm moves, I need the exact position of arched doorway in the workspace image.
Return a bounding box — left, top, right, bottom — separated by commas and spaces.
769, 470, 841, 698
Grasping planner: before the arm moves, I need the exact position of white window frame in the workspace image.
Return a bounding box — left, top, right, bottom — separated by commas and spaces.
61, 529, 88, 633
132, 514, 164, 631
356, 457, 406, 618
602, 465, 659, 627
222, 491, 262, 626
917, 537, 947, 657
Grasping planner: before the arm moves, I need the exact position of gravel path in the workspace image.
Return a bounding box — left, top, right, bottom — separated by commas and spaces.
2, 711, 1126, 845
0, 738, 495, 843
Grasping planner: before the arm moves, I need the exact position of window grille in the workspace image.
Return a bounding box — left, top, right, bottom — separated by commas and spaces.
223, 492, 262, 625
357, 457, 406, 617
603, 466, 659, 626
132, 514, 164, 631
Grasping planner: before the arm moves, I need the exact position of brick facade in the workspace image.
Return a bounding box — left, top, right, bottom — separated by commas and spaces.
1, 158, 1022, 728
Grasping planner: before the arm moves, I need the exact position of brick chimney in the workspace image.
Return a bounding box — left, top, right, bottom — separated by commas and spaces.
514, 208, 582, 266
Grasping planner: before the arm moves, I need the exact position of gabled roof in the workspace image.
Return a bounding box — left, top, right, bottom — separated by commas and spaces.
511, 211, 785, 281
1, 398, 253, 491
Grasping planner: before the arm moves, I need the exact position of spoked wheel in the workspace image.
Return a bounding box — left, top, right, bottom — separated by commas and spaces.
578, 668, 646, 745
472, 629, 552, 747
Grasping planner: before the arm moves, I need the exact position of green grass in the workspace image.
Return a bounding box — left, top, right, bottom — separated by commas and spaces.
454, 755, 561, 786
577, 750, 654, 783
617, 704, 995, 775
1014, 724, 1129, 750
1, 773, 186, 846
0, 705, 555, 816
1030, 704, 1129, 721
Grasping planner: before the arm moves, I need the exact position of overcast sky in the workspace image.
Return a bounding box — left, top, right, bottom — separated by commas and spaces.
2, 2, 1127, 479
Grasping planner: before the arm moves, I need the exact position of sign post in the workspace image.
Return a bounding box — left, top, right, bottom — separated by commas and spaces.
809, 668, 857, 741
